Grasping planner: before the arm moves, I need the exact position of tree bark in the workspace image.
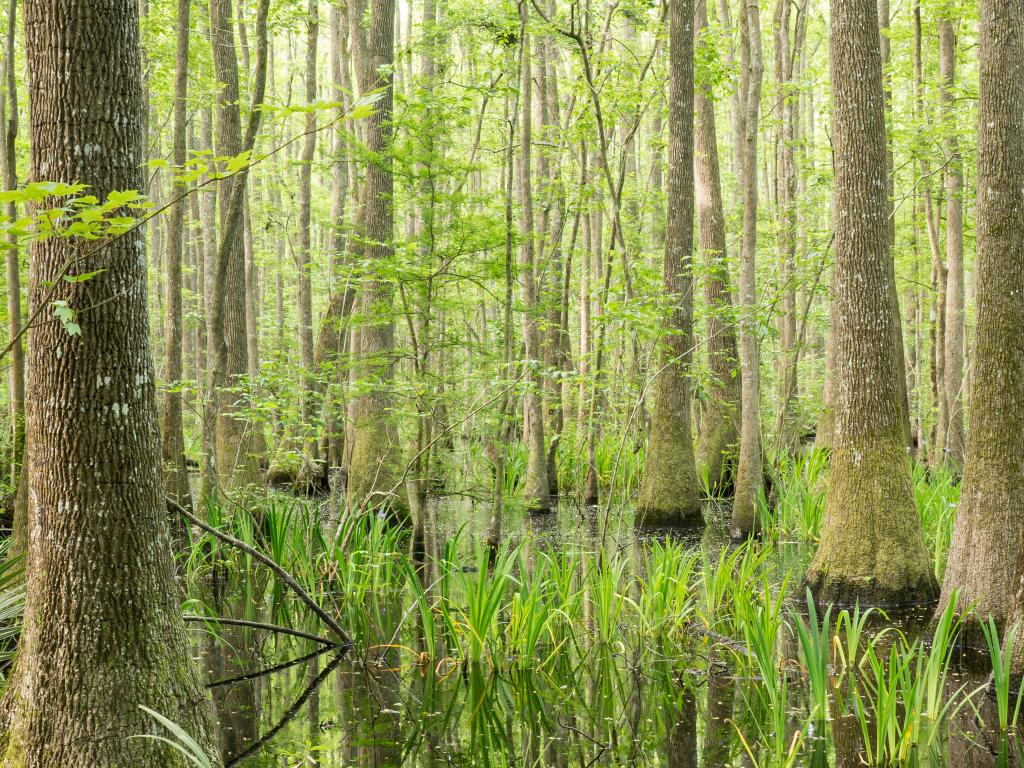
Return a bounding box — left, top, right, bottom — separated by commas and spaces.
162, 0, 195, 524
942, 0, 1024, 636
206, 0, 263, 491
516, 0, 551, 514
773, 0, 799, 453
1, 0, 21, 504
298, 0, 320, 477
0, 0, 219, 763
345, 0, 409, 520
693, 0, 740, 494
939, 17, 966, 466
730, 0, 765, 539
804, 0, 936, 607
637, 0, 701, 526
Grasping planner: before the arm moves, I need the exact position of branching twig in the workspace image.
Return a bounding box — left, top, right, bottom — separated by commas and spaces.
169, 496, 352, 647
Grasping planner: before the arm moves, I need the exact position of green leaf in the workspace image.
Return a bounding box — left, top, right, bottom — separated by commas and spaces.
64, 269, 106, 284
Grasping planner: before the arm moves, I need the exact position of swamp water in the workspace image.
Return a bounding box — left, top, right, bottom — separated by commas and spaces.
188, 498, 1022, 767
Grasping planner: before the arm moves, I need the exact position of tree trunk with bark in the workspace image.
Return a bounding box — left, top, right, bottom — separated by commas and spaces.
730, 0, 765, 539
207, 0, 262, 491
942, 0, 1024, 636
0, 0, 218, 762
637, 0, 702, 526
298, 0, 320, 478
1, 0, 21, 507
804, 0, 936, 607
693, 0, 740, 494
939, 17, 965, 466
346, 0, 409, 521
515, 0, 551, 514
162, 0, 194, 523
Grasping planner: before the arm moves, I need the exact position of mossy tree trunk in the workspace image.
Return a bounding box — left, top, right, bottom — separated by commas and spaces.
804, 0, 937, 607
693, 0, 741, 496
946, 0, 1024, 635
638, 0, 701, 526
0, 0, 219, 763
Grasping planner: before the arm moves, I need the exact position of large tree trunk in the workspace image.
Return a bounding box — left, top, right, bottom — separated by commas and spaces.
0, 0, 218, 763
346, 0, 409, 520
730, 0, 765, 539
515, 0, 551, 514
162, 0, 195, 523
939, 17, 966, 466
804, 0, 936, 607
693, 0, 740, 494
637, 0, 701, 526
943, 0, 1024, 636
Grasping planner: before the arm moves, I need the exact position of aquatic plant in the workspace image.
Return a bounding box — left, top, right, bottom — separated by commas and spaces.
791, 588, 832, 724
981, 616, 1024, 732
133, 706, 216, 768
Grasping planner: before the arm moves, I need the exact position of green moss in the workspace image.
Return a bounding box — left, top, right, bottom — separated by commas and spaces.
805, 438, 938, 608
636, 437, 703, 527
347, 416, 411, 526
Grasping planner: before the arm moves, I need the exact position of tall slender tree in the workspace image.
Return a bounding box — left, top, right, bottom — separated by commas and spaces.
516, 0, 551, 513
346, 0, 409, 519
0, 0, 218, 762
804, 0, 936, 606
693, 0, 739, 493
730, 0, 765, 539
206, 0, 262, 491
939, 16, 966, 466
637, 0, 701, 526
298, 0, 320, 477
1, 0, 20, 498
162, 0, 194, 519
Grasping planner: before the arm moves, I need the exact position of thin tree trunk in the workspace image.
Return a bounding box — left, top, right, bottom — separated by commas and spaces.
346, 0, 408, 520
298, 0, 319, 477
939, 17, 965, 466
516, 0, 551, 514
694, 0, 740, 495
205, 0, 264, 493
730, 0, 765, 539
773, 0, 798, 453
2, 0, 23, 540
162, 0, 195, 524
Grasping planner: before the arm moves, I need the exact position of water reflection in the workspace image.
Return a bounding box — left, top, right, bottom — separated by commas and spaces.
196, 499, 1024, 767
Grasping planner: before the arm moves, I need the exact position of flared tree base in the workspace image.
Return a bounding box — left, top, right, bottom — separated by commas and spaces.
803, 568, 938, 610
635, 495, 704, 528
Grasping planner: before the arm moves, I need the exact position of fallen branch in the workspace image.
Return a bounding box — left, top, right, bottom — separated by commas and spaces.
204, 645, 329, 689
183, 615, 339, 648
225, 652, 344, 768
169, 496, 352, 648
